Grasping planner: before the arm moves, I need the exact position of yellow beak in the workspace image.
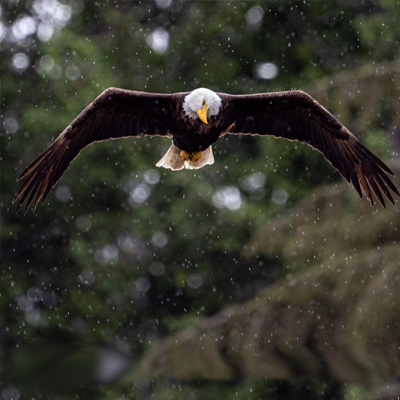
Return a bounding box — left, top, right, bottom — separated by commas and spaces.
197, 103, 208, 124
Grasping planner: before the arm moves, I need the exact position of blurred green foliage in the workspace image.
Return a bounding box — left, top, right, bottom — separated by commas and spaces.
1, 0, 399, 399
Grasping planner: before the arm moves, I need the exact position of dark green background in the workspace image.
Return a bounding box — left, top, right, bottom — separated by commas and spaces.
1, 1, 400, 398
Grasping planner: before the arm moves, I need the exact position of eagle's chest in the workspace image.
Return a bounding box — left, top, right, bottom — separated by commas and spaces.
172, 119, 222, 153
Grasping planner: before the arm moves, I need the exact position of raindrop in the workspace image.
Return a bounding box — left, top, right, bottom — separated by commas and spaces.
129, 183, 151, 204
102, 245, 119, 263
0, 21, 7, 42
37, 22, 54, 42
213, 186, 243, 210
16, 296, 33, 312
246, 6, 264, 30
155, 0, 172, 9
42, 291, 57, 308
143, 169, 160, 185
271, 188, 288, 205
32, 0, 72, 28
1, 386, 20, 400
27, 287, 42, 302
255, 62, 278, 80
48, 64, 62, 79
37, 54, 55, 74
65, 64, 80, 80
135, 277, 151, 293
78, 270, 96, 286
117, 233, 137, 254
149, 261, 165, 276
76, 215, 91, 232
187, 273, 203, 289
55, 185, 71, 203
95, 244, 119, 265
146, 28, 170, 54
96, 347, 131, 383
26, 309, 41, 325
53, 3, 72, 24
151, 231, 168, 248
70, 0, 84, 14
12, 52, 30, 72
240, 172, 266, 192
3, 117, 18, 134
11, 15, 36, 41
196, 182, 212, 197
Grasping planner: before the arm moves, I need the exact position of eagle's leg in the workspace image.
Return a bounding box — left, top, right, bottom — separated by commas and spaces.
179, 150, 202, 162
191, 151, 202, 162
180, 150, 190, 161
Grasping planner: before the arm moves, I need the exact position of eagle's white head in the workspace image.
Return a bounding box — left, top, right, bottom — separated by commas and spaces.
183, 88, 222, 124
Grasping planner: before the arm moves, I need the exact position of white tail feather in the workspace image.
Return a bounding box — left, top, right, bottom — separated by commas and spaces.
156, 144, 214, 171
155, 144, 185, 170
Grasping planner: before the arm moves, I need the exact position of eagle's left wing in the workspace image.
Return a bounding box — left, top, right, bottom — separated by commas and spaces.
220, 90, 399, 207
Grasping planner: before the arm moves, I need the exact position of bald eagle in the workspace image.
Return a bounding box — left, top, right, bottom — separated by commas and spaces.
14, 87, 399, 211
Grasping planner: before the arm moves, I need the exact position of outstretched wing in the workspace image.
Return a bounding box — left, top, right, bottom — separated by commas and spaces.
14, 88, 180, 212
221, 90, 399, 207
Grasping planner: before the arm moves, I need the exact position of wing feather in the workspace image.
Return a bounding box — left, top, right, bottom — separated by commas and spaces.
222, 90, 399, 206
14, 88, 179, 211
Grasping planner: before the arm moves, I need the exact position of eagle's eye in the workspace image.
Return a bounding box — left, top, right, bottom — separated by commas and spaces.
202, 99, 206, 106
